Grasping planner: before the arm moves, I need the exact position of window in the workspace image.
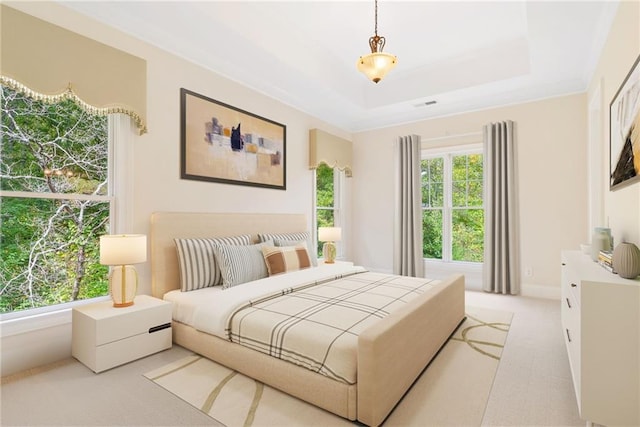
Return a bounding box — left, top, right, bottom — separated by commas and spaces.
314, 163, 344, 258
0, 85, 111, 314
421, 147, 484, 263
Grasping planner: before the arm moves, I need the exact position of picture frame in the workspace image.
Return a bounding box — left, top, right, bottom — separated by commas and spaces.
609, 54, 640, 191
180, 88, 286, 190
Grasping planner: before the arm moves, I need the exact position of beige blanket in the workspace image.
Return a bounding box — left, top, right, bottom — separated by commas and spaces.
226, 270, 442, 384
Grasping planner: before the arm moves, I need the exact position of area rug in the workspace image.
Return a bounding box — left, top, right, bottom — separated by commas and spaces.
144, 306, 512, 426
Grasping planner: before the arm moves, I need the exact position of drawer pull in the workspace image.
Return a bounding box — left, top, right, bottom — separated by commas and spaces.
565, 298, 572, 309
570, 283, 577, 288
149, 323, 171, 334
566, 328, 572, 343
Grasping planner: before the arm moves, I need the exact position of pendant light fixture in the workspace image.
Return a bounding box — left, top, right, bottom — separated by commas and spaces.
357, 0, 397, 83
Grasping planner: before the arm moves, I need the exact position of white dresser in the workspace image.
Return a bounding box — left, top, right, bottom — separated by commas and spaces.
561, 250, 640, 426
72, 295, 172, 373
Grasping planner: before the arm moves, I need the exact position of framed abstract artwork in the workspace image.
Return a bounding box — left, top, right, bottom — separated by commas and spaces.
180, 88, 286, 190
610, 54, 640, 190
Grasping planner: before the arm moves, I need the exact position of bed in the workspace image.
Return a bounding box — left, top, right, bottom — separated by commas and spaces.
150, 211, 465, 427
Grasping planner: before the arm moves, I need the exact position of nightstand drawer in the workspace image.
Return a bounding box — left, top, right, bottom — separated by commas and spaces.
94, 326, 172, 372
93, 304, 171, 345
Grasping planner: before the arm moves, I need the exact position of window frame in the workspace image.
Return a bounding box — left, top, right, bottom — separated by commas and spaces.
0, 114, 132, 321
421, 143, 483, 264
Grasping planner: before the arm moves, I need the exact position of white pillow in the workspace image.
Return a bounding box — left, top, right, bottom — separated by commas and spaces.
174, 235, 251, 291
213, 241, 273, 289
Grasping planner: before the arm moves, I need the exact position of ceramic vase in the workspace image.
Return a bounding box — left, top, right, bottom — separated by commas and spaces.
612, 242, 640, 279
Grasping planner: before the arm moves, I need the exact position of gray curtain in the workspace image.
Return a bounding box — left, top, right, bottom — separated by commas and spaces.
483, 121, 519, 294
394, 135, 424, 277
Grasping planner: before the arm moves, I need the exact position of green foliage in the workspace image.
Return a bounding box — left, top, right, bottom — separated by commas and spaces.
1, 86, 110, 314
422, 210, 443, 259
452, 208, 484, 262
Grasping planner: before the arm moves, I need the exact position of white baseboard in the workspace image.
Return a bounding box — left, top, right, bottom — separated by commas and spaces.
520, 283, 561, 300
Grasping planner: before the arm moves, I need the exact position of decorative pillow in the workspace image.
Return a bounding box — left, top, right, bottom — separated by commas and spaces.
174, 235, 252, 291
262, 245, 312, 276
258, 232, 318, 266
213, 241, 272, 289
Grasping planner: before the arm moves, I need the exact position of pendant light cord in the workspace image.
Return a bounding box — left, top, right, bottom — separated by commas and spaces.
374, 0, 379, 36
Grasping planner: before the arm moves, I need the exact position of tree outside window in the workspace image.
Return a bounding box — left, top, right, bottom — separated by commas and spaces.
1, 86, 110, 314
421, 150, 484, 263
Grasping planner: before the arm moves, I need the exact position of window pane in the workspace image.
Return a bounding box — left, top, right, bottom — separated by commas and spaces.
468, 180, 483, 206
430, 183, 444, 207
452, 155, 467, 180
422, 209, 443, 259
1, 86, 108, 195
316, 164, 334, 208
452, 181, 467, 207
421, 158, 443, 207
452, 208, 484, 262
452, 154, 484, 208
0, 197, 110, 313
468, 154, 483, 180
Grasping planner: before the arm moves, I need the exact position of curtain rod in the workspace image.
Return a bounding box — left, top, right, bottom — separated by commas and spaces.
420, 131, 482, 143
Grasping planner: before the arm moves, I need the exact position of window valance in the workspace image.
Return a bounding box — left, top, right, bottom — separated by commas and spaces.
309, 129, 353, 177
0, 5, 147, 134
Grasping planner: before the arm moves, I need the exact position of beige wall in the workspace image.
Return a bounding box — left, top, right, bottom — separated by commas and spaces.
352, 94, 588, 294
588, 1, 640, 247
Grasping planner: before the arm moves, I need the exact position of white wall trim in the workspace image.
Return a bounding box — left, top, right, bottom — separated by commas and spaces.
520, 283, 561, 300
0, 296, 110, 338
1, 309, 71, 338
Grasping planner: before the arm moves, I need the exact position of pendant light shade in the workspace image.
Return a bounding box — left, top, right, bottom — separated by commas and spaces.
357, 0, 397, 83
357, 52, 397, 83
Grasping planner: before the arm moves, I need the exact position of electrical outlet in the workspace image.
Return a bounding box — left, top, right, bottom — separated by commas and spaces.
525, 267, 533, 277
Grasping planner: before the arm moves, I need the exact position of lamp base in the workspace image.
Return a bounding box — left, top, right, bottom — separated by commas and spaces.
322, 241, 337, 264
109, 265, 138, 308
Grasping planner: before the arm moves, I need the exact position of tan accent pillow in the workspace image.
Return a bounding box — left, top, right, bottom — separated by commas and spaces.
262, 245, 311, 276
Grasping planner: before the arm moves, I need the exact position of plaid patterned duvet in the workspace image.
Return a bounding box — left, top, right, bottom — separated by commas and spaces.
226, 270, 441, 384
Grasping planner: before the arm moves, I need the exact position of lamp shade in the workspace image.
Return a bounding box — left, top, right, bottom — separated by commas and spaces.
100, 234, 147, 265
318, 227, 342, 242
357, 52, 397, 83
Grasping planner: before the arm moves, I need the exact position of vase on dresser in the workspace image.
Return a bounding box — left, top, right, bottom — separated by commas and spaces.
612, 242, 640, 279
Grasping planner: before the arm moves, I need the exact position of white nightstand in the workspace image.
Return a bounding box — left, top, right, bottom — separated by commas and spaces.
72, 295, 172, 373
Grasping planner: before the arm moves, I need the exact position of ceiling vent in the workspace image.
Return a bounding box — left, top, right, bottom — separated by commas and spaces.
414, 100, 437, 108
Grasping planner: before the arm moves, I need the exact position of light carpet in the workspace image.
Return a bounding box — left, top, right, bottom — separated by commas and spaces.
144, 306, 512, 426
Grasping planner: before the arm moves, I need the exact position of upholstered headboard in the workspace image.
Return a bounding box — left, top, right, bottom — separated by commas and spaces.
150, 212, 309, 298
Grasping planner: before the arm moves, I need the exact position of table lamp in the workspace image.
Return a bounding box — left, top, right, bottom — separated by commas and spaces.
99, 234, 147, 307
318, 227, 341, 264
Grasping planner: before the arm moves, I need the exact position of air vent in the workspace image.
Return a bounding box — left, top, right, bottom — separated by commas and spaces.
413, 100, 437, 108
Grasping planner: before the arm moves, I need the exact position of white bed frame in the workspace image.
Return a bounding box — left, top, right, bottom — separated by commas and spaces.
150, 211, 465, 426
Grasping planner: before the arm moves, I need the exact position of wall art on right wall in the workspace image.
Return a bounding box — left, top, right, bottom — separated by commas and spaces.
610, 54, 640, 190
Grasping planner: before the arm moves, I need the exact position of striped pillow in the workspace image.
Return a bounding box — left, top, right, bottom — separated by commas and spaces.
258, 232, 318, 266
262, 245, 311, 276
174, 235, 252, 291
213, 241, 272, 289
